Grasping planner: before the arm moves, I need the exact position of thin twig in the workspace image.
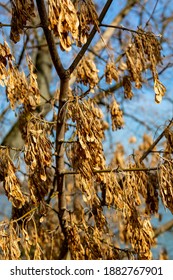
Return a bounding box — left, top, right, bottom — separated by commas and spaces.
88, 48, 107, 62
30, 113, 56, 124
0, 22, 41, 29
124, 112, 152, 131
0, 145, 23, 152
12, 207, 37, 223
100, 23, 141, 34
139, 119, 173, 163
145, 0, 159, 28
99, 23, 162, 37
0, 105, 10, 122
59, 167, 159, 175
78, 89, 91, 99
17, 35, 29, 68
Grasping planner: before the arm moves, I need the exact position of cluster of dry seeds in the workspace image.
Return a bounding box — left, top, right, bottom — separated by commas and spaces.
10, 0, 35, 43
48, 0, 98, 51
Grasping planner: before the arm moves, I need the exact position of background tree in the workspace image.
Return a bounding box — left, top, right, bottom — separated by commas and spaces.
0, 0, 173, 260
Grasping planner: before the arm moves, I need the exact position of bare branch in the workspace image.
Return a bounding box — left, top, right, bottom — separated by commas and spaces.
0, 2, 11, 14
0, 22, 41, 29
154, 219, 173, 238
59, 166, 159, 175
145, 0, 159, 28
87, 0, 138, 61
139, 119, 173, 163
69, 0, 113, 74
99, 23, 142, 34
36, 0, 66, 79
99, 23, 161, 37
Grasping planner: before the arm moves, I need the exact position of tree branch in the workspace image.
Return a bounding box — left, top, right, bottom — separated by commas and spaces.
36, 0, 66, 79
99, 23, 161, 37
59, 166, 159, 175
0, 22, 41, 28
139, 119, 173, 163
154, 219, 173, 238
0, 3, 11, 14
68, 0, 113, 74
145, 0, 159, 28
99, 23, 142, 34
87, 0, 138, 61
35, 2, 71, 247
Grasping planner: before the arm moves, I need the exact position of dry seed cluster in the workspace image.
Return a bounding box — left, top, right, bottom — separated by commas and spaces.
75, 57, 99, 89
48, 0, 99, 51
10, 0, 35, 43
0, 149, 25, 209
125, 29, 166, 103
0, 42, 40, 111
24, 118, 52, 203
110, 99, 124, 130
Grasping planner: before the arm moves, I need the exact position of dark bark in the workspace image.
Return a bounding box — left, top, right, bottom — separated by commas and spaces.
36, 0, 65, 79
36, 1, 70, 258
